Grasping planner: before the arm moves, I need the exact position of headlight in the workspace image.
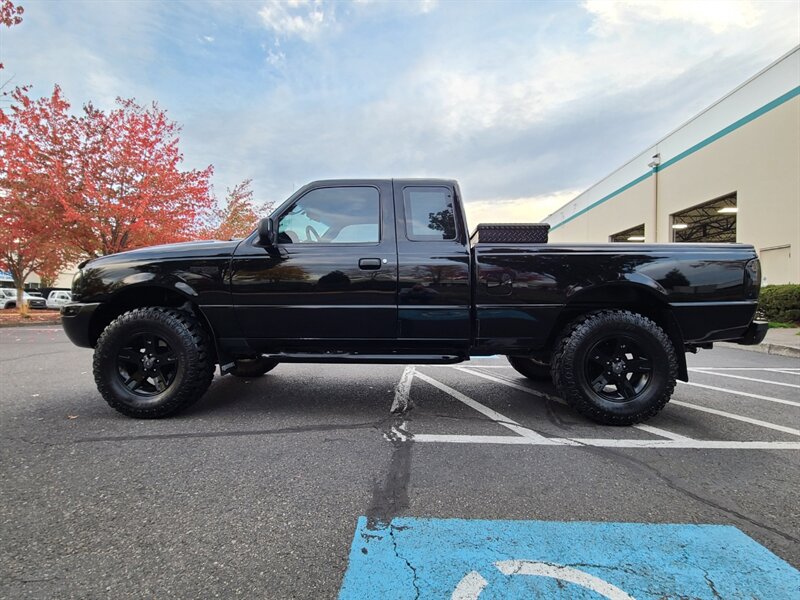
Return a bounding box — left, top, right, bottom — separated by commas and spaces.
71, 269, 83, 300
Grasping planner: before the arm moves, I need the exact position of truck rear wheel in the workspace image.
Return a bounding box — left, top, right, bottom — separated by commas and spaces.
93, 307, 215, 418
551, 310, 677, 425
507, 355, 551, 381
230, 357, 278, 378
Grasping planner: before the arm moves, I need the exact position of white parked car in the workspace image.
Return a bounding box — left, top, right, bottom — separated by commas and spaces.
46, 290, 73, 309
0, 289, 47, 309
0, 288, 14, 308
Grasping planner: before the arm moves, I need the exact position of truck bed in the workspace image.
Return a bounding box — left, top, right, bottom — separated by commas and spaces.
471, 242, 760, 352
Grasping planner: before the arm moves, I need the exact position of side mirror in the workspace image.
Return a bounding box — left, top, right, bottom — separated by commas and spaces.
257, 217, 275, 246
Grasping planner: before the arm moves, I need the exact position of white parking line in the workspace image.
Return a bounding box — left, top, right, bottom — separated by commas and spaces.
679, 381, 800, 408
689, 369, 800, 389
414, 371, 558, 444
404, 370, 800, 450
772, 369, 800, 376
453, 366, 557, 401
422, 365, 511, 368
410, 434, 800, 450
670, 400, 800, 437
691, 367, 799, 372
633, 424, 693, 441
455, 367, 695, 442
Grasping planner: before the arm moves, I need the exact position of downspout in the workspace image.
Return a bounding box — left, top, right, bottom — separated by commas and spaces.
648, 153, 661, 242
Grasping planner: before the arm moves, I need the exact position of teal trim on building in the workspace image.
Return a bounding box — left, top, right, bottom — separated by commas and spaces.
549, 172, 653, 232
550, 86, 800, 231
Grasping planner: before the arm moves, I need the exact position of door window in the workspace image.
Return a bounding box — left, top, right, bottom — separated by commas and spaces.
277, 187, 380, 244
403, 187, 457, 241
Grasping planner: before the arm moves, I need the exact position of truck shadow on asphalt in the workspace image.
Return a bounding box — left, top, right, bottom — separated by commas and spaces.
180, 368, 590, 433
183, 371, 402, 420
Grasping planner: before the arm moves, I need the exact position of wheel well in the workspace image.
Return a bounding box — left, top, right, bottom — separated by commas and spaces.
548, 285, 688, 381
88, 286, 216, 356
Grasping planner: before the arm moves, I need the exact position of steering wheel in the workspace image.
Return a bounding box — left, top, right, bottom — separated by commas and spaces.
305, 225, 321, 242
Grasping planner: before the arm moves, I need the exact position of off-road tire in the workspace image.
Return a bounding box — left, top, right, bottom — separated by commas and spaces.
230, 357, 278, 378
93, 307, 215, 418
507, 355, 552, 381
551, 310, 678, 425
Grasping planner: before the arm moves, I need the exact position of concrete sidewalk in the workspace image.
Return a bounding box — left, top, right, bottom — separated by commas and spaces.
720, 327, 800, 358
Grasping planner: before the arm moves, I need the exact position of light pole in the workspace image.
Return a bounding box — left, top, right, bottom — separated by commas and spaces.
648, 153, 661, 242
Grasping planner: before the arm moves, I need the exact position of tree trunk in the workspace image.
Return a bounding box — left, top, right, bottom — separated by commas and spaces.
16, 286, 28, 317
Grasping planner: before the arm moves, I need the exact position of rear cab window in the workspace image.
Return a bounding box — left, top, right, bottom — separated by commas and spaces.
403, 187, 457, 241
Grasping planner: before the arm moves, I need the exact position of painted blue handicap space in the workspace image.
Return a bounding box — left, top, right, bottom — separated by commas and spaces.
339, 517, 799, 599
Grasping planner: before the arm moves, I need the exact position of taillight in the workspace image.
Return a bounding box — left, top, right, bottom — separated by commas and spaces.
744, 258, 760, 299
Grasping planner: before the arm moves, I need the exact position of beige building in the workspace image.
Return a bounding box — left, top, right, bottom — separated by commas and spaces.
545, 47, 800, 285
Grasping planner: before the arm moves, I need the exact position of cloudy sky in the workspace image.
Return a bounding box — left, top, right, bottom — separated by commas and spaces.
2, 0, 798, 224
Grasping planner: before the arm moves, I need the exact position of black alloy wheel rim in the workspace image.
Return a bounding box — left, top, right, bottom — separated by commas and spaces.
584, 335, 652, 403
116, 332, 179, 397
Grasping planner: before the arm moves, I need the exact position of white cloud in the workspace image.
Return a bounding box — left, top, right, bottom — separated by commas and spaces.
266, 49, 286, 66
584, 0, 762, 35
202, 35, 215, 43
353, 0, 438, 14
258, 0, 331, 41
417, 0, 438, 14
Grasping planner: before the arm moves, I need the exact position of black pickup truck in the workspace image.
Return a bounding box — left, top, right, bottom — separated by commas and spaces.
62, 179, 767, 424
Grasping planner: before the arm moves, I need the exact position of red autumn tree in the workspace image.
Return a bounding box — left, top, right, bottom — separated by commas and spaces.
0, 86, 75, 313
65, 98, 215, 257
206, 179, 272, 240
0, 1, 23, 28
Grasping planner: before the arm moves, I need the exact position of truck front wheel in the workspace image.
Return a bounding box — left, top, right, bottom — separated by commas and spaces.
551, 310, 677, 425
93, 307, 215, 418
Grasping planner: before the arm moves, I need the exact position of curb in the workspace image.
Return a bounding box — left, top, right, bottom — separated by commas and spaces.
0, 320, 62, 329
718, 341, 800, 359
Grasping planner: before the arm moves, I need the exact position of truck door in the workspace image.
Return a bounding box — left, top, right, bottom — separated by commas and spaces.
230, 181, 398, 349
393, 181, 471, 348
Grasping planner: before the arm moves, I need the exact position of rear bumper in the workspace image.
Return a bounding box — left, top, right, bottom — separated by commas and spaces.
734, 320, 769, 346
60, 302, 100, 348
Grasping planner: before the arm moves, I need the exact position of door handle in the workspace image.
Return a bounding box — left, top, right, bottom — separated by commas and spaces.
359, 258, 382, 270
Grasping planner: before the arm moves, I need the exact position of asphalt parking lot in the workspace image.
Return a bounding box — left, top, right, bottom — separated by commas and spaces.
1, 325, 799, 598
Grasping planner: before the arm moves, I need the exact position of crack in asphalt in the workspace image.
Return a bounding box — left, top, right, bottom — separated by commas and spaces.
39, 418, 398, 445
702, 566, 723, 600
389, 524, 420, 600
361, 412, 418, 596
0, 349, 70, 363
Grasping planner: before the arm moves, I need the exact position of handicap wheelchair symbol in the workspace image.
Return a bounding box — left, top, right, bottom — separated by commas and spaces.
452, 560, 634, 600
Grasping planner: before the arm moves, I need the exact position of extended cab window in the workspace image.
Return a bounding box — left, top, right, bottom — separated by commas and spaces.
277, 187, 380, 244
403, 187, 457, 241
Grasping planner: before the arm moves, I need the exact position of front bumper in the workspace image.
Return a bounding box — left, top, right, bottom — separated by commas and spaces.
735, 320, 769, 346
61, 302, 101, 348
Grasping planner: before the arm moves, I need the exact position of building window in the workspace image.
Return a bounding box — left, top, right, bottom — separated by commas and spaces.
671, 194, 736, 243
610, 224, 645, 243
